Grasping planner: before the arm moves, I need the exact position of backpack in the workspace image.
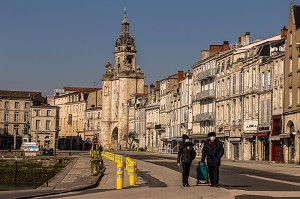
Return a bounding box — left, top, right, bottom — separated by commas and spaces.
191, 147, 196, 160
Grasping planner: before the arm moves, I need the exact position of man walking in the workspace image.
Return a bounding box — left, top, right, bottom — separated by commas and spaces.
177, 134, 196, 187
200, 132, 224, 187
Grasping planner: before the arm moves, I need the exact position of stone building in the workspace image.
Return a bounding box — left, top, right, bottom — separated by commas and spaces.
179, 71, 193, 137
100, 11, 145, 150
53, 87, 100, 150
270, 32, 286, 163
283, 4, 300, 164
192, 41, 229, 147
159, 71, 184, 150
31, 104, 59, 150
145, 84, 160, 151
0, 90, 46, 149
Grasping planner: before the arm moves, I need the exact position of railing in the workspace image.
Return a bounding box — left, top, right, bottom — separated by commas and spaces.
194, 112, 215, 122
197, 68, 215, 81
101, 151, 138, 189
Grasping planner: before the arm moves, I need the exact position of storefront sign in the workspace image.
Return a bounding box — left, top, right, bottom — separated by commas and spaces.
228, 137, 241, 142
244, 120, 258, 132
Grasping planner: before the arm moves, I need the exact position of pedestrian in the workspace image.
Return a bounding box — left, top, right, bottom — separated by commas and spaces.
177, 134, 196, 187
200, 132, 224, 187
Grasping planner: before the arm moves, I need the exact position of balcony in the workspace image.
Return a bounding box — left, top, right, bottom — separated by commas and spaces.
194, 112, 215, 122
194, 89, 215, 101
146, 122, 154, 129
197, 68, 215, 81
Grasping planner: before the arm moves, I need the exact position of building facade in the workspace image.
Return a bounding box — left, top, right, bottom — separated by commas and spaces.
100, 12, 145, 150
283, 4, 300, 164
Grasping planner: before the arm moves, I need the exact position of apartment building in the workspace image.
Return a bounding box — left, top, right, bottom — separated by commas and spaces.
192, 41, 229, 146
270, 33, 286, 163
283, 4, 300, 164
31, 105, 59, 150
179, 71, 193, 136
159, 71, 184, 150
0, 90, 59, 151
146, 84, 160, 151
54, 87, 100, 150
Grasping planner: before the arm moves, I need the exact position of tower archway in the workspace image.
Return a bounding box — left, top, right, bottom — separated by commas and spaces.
111, 127, 118, 150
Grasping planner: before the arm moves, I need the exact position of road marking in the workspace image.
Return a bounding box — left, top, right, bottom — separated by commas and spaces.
241, 174, 300, 186
231, 190, 300, 198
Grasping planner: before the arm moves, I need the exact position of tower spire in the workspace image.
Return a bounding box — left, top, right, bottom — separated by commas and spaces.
124, 6, 127, 18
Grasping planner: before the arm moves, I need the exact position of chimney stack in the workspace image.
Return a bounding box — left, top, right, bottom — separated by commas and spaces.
143, 85, 148, 95
201, 50, 210, 60
150, 83, 155, 93
281, 26, 288, 38
238, 32, 250, 46
156, 80, 160, 89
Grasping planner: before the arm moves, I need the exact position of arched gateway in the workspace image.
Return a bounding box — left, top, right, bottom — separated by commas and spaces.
111, 127, 119, 150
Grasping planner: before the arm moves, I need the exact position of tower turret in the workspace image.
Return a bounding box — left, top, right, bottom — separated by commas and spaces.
114, 7, 137, 75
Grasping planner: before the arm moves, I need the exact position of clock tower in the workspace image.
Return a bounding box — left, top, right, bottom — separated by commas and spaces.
101, 8, 145, 149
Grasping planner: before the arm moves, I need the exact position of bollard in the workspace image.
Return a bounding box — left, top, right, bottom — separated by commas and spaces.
128, 161, 135, 186
116, 163, 124, 190
134, 162, 138, 184
91, 159, 100, 176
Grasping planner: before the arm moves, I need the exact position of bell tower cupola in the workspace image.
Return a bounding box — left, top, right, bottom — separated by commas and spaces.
114, 7, 137, 75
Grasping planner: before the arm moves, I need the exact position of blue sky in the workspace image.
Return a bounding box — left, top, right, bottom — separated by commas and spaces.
1, 0, 299, 95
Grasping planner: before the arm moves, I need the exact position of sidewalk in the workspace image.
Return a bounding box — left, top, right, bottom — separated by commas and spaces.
62, 156, 235, 199
0, 153, 104, 199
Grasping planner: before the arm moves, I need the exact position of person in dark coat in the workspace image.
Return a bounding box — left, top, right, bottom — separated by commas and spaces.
200, 132, 224, 187
177, 134, 196, 187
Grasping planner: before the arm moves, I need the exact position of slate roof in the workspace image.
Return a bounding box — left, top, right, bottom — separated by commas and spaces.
0, 90, 41, 98
293, 5, 300, 30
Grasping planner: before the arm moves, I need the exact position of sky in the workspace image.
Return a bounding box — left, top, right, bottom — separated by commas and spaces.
1, 0, 300, 96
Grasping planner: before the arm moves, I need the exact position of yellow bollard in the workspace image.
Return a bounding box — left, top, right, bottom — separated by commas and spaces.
128, 161, 135, 186
134, 162, 138, 184
116, 163, 124, 190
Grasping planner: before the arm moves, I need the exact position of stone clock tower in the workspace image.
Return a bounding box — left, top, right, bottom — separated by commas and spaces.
101, 9, 145, 149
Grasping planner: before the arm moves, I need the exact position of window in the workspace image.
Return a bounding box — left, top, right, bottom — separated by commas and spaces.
4, 124, 8, 134
25, 102, 30, 109
289, 88, 293, 107
4, 112, 8, 122
14, 124, 19, 135
15, 102, 19, 109
36, 110, 41, 116
298, 88, 300, 105
46, 120, 51, 130
14, 112, 19, 122
233, 74, 236, 94
253, 95, 256, 117
253, 68, 256, 88
289, 58, 292, 74
5, 101, 9, 109
267, 99, 270, 123
227, 104, 230, 123
47, 110, 51, 117
261, 100, 264, 124
261, 73, 265, 90
24, 112, 29, 122
239, 72, 243, 93
233, 100, 236, 122
36, 120, 40, 130
227, 78, 230, 95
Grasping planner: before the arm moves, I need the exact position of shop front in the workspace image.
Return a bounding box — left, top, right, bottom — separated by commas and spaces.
228, 137, 242, 160
255, 131, 270, 161
270, 116, 283, 163
243, 120, 258, 160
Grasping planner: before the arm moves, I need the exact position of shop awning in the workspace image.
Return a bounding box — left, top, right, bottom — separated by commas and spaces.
255, 132, 269, 137
243, 134, 254, 138
189, 134, 207, 139
279, 133, 290, 138
270, 136, 280, 141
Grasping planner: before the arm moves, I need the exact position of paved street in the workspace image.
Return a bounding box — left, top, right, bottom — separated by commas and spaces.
28, 151, 300, 199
